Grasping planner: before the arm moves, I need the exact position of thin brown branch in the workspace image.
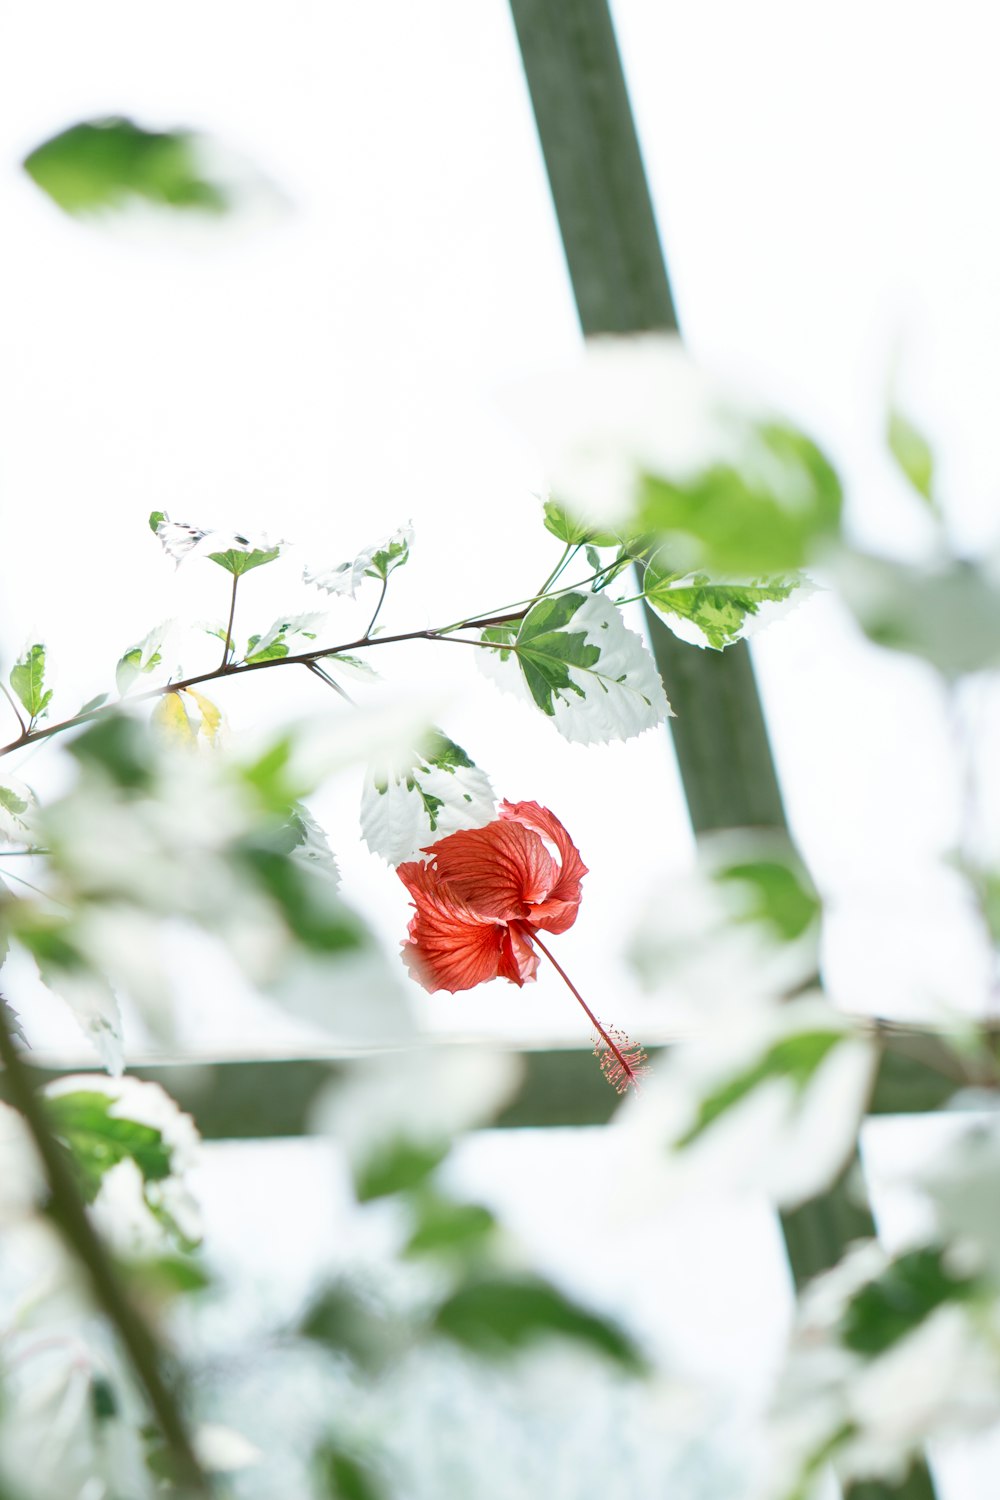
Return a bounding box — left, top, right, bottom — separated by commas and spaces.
0, 611, 529, 760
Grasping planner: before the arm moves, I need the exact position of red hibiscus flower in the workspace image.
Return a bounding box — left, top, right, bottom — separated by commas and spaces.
397, 800, 645, 1093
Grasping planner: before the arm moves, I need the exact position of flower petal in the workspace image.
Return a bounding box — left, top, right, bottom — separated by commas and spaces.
422, 820, 558, 922
398, 859, 509, 993
498, 800, 588, 934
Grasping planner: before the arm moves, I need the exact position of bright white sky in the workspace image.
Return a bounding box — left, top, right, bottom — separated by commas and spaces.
3, 5, 999, 1494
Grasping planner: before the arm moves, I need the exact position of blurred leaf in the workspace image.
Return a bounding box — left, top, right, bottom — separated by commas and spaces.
354, 1135, 449, 1203
315, 1442, 388, 1500
0, 772, 39, 847
152, 690, 197, 748
23, 117, 233, 217
841, 1247, 981, 1356
404, 1193, 497, 1261
836, 551, 1000, 677
238, 845, 366, 954
121, 1252, 212, 1304
299, 1283, 402, 1374
677, 1029, 844, 1148
888, 405, 937, 512
13, 918, 124, 1073
638, 423, 842, 574
713, 855, 820, 943
10, 644, 52, 721
77, 692, 109, 716
46, 1089, 173, 1203
68, 714, 153, 789
434, 1275, 645, 1372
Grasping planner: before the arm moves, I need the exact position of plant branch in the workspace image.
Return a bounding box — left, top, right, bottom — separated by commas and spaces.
305, 661, 355, 706
221, 572, 240, 670
364, 577, 388, 639
0, 682, 26, 737
0, 611, 531, 759
0, 998, 211, 1495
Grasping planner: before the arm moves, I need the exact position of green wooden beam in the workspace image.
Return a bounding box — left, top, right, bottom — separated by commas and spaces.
506, 3, 935, 1494
2, 1030, 961, 1139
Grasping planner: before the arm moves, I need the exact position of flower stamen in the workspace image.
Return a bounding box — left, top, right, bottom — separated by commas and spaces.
526, 928, 646, 1095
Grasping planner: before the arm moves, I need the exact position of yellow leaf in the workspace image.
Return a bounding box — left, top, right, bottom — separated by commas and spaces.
152, 690, 197, 747
184, 688, 223, 746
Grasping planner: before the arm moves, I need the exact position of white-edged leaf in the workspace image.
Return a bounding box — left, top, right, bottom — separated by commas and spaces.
361, 730, 495, 865
33, 957, 124, 1075
244, 611, 327, 664
150, 511, 283, 571
116, 623, 168, 695
477, 590, 671, 745
317, 653, 380, 683
644, 566, 806, 650
286, 804, 339, 884
0, 773, 40, 846
621, 998, 876, 1209
151, 688, 224, 747
304, 524, 413, 598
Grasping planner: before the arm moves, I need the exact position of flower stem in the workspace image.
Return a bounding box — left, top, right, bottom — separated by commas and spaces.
527, 929, 645, 1094
0, 998, 211, 1495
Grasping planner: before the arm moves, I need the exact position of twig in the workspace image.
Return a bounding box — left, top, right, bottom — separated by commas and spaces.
0, 613, 528, 760
364, 577, 388, 639
0, 998, 211, 1496
221, 572, 240, 670
305, 661, 355, 706
0, 682, 26, 737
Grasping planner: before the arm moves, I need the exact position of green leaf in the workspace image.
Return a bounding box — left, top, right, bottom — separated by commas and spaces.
68, 714, 153, 789
840, 1247, 981, 1356
238, 845, 366, 954
148, 510, 166, 534
713, 856, 820, 943
478, 591, 671, 745
433, 1276, 645, 1372
404, 1194, 497, 1261
10, 643, 52, 721
677, 1030, 844, 1148
23, 117, 233, 217
77, 692, 109, 716
45, 1090, 173, 1203
644, 568, 799, 650
0, 773, 38, 846
244, 612, 326, 665
116, 626, 165, 695
354, 1135, 450, 1203
835, 551, 1000, 677
888, 405, 937, 511
543, 500, 618, 548
638, 422, 842, 574
207, 544, 280, 576
315, 1442, 388, 1500
299, 1283, 401, 1373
